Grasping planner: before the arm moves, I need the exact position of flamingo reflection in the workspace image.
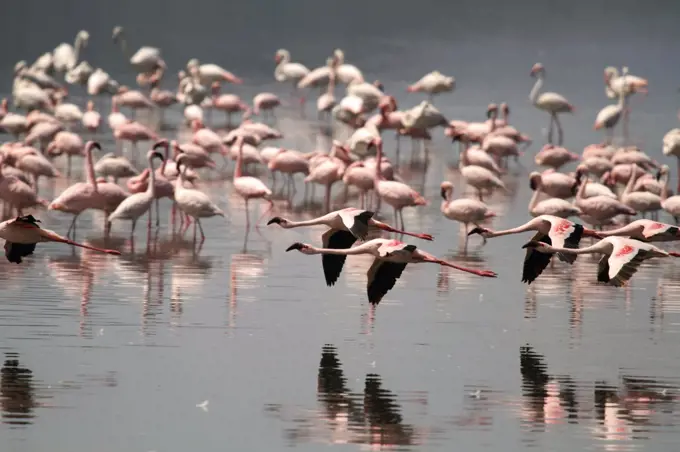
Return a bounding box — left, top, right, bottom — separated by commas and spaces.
1, 353, 39, 426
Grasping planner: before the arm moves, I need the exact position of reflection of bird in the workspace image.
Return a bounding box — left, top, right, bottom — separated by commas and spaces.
523, 236, 680, 286
1, 353, 38, 425
286, 238, 496, 304
0, 215, 120, 264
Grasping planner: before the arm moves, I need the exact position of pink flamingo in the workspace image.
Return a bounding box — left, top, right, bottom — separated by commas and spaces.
597, 219, 680, 242
191, 119, 228, 163
174, 154, 224, 242
233, 136, 273, 229
171, 140, 216, 170
268, 207, 433, 286
268, 148, 310, 195
373, 137, 427, 229
253, 92, 281, 121
285, 238, 496, 305
467, 215, 601, 283
534, 144, 580, 170
529, 63, 575, 145
108, 99, 128, 130
305, 143, 348, 212
113, 86, 154, 118
81, 101, 101, 132
574, 176, 636, 227
113, 121, 159, 155
126, 140, 175, 226
0, 214, 120, 264
440, 181, 495, 243
522, 236, 680, 287
45, 131, 84, 177
48, 141, 128, 236
342, 162, 374, 209
23, 121, 63, 149
209, 83, 249, 127
0, 154, 48, 215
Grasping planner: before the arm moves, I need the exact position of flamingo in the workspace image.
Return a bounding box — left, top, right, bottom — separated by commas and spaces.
94, 153, 138, 182
467, 215, 601, 284
534, 145, 580, 171
0, 155, 48, 216
0, 215, 120, 264
274, 49, 309, 103
594, 84, 625, 144
604, 66, 648, 142
113, 87, 154, 118
529, 63, 574, 145
407, 70, 455, 102
52, 30, 89, 73
285, 238, 496, 305
440, 181, 495, 245
113, 121, 158, 155
620, 164, 662, 219
81, 101, 101, 132
342, 162, 375, 209
174, 154, 224, 242
171, 140, 215, 170
112, 26, 165, 76
267, 208, 433, 286
332, 49, 364, 85
107, 150, 164, 237
232, 137, 274, 229
305, 143, 348, 212
186, 59, 242, 85
522, 236, 679, 287
253, 92, 281, 121
597, 219, 680, 242
87, 68, 119, 97
15, 151, 59, 192
268, 148, 310, 195
529, 170, 576, 199
528, 172, 581, 218
209, 83, 249, 126
127, 140, 176, 226
108, 99, 128, 130
373, 137, 427, 229
45, 131, 83, 177
574, 176, 636, 227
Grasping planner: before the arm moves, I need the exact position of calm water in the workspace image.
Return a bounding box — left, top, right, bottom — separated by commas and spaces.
3, 1, 680, 451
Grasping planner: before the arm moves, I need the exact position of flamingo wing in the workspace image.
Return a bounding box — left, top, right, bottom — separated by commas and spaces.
603, 242, 648, 287
546, 218, 584, 264
521, 232, 552, 284
643, 222, 679, 241
4, 241, 36, 264
366, 259, 408, 305
339, 209, 374, 240
321, 229, 358, 286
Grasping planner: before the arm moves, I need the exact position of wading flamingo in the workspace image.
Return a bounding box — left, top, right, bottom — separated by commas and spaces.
529, 63, 574, 145
233, 136, 273, 229
440, 181, 495, 246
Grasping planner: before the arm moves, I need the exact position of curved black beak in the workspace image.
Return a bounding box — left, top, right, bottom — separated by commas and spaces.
152, 151, 165, 161
286, 242, 305, 252
267, 217, 282, 225
91, 141, 102, 151
440, 187, 447, 199
468, 227, 484, 236
153, 139, 169, 150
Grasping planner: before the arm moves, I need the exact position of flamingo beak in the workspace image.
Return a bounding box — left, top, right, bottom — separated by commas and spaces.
286, 242, 305, 252
267, 217, 282, 225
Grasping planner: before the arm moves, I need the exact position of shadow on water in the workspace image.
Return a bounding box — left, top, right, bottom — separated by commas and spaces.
268, 344, 425, 448
1, 353, 39, 426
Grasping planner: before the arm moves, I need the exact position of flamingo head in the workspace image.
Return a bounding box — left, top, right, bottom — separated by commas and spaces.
529, 171, 542, 191
153, 139, 170, 152
522, 240, 548, 250
440, 181, 454, 199
530, 63, 544, 77
285, 242, 313, 254
657, 164, 670, 180
267, 217, 291, 228
486, 103, 499, 119
85, 141, 102, 154
190, 119, 204, 131
468, 227, 492, 238
373, 80, 385, 92
112, 26, 123, 41
500, 102, 509, 115
275, 49, 288, 64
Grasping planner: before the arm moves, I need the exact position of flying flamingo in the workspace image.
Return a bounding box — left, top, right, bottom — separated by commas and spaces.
596, 219, 680, 242
373, 137, 427, 229
529, 63, 574, 145
467, 215, 601, 284
522, 236, 680, 287
0, 214, 120, 264
233, 137, 273, 229
440, 181, 495, 246
285, 238, 496, 305
267, 207, 433, 286
174, 154, 225, 242
107, 149, 164, 237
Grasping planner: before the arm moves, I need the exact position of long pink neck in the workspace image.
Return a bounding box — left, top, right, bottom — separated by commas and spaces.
486, 222, 535, 238
85, 146, 98, 192
234, 137, 244, 179
374, 141, 383, 183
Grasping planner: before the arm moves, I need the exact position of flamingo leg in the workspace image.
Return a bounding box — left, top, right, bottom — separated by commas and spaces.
555, 114, 564, 146
398, 209, 405, 231
547, 114, 555, 144
192, 219, 197, 243
197, 219, 206, 243
155, 198, 160, 227
393, 207, 398, 230
324, 183, 331, 213
244, 199, 250, 231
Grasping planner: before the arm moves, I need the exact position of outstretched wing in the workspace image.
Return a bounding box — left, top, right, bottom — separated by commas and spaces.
321, 229, 358, 286
606, 242, 649, 287
4, 241, 37, 264
366, 259, 408, 305
522, 232, 552, 285
548, 219, 583, 264
339, 209, 374, 240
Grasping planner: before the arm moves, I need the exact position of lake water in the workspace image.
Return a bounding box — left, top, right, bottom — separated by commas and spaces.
2, 1, 680, 451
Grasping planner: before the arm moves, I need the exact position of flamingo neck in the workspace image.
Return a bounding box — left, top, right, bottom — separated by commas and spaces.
146, 157, 156, 197
282, 218, 329, 228
73, 36, 84, 65
528, 185, 541, 213
623, 166, 638, 196
486, 222, 536, 238
85, 147, 98, 192
234, 137, 244, 179
529, 75, 543, 105
576, 176, 588, 201
374, 141, 383, 183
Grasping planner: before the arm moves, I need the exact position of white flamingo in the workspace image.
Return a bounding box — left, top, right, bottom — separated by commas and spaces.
529, 63, 574, 145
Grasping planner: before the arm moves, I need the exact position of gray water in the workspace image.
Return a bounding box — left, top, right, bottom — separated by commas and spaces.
3, 1, 680, 451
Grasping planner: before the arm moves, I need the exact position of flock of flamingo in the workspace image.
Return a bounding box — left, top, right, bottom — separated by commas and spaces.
2, 28, 680, 306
